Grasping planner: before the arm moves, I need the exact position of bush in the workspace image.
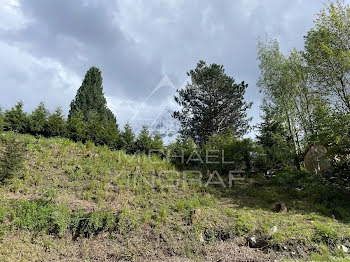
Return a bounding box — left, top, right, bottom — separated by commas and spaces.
0, 133, 26, 184
11, 200, 70, 236
70, 210, 116, 238
167, 136, 198, 168
270, 170, 316, 187
313, 222, 340, 245
4, 200, 117, 238
202, 130, 263, 174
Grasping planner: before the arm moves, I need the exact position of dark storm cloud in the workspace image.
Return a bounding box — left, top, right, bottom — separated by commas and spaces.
0, 0, 336, 128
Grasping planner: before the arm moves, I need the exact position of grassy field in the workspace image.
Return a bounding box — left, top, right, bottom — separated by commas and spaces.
0, 132, 349, 261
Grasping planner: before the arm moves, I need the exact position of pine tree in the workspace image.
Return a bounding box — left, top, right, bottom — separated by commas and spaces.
135, 126, 152, 154
46, 107, 66, 137
29, 102, 48, 136
4, 101, 29, 133
256, 103, 295, 171
173, 61, 252, 145
0, 107, 3, 132
121, 123, 135, 154
69, 67, 116, 123
151, 132, 164, 154
67, 111, 87, 142
0, 132, 26, 184
68, 67, 119, 145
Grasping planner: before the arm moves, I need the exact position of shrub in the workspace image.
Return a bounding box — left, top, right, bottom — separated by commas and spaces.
313, 222, 340, 245
0, 133, 26, 184
70, 210, 116, 238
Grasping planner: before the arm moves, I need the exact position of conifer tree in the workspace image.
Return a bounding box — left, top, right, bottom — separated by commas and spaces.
68, 67, 119, 145
0, 107, 3, 132
0, 132, 26, 184
256, 103, 295, 171
135, 126, 152, 154
4, 101, 29, 133
69, 67, 116, 124
173, 61, 251, 145
151, 132, 164, 154
67, 111, 87, 142
121, 123, 135, 154
46, 107, 66, 137
29, 102, 48, 136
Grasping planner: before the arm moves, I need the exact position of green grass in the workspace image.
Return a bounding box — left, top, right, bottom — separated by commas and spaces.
0, 132, 349, 261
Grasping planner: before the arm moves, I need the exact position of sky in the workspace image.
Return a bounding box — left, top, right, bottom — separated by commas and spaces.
0, 0, 338, 137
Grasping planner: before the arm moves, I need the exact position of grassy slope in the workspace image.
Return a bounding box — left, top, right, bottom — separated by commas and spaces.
0, 132, 349, 261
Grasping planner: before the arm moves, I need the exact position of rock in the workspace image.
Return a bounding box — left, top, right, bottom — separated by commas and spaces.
199, 232, 205, 242
249, 236, 257, 246
270, 226, 277, 234
304, 144, 332, 175
190, 209, 202, 224
275, 203, 287, 213
341, 245, 349, 253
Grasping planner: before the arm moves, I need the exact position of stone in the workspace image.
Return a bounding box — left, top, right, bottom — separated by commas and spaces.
270, 226, 277, 234
341, 245, 349, 253
190, 209, 202, 224
275, 203, 287, 213
304, 144, 332, 175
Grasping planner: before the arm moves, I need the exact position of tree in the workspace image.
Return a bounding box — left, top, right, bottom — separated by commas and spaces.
151, 132, 164, 154
256, 102, 295, 172
120, 123, 135, 154
304, 1, 350, 112
46, 107, 66, 137
4, 101, 29, 133
0, 107, 3, 132
68, 67, 119, 145
257, 39, 304, 169
67, 111, 87, 142
29, 102, 48, 136
0, 132, 26, 184
135, 126, 152, 154
69, 67, 117, 124
173, 60, 252, 145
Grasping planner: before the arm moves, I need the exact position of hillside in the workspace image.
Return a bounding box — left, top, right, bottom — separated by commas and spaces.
0, 132, 349, 261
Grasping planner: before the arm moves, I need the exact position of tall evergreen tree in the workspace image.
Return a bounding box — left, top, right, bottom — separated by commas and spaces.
68, 67, 116, 124
173, 61, 251, 145
135, 126, 152, 154
121, 123, 135, 154
46, 107, 66, 137
29, 102, 48, 136
4, 101, 29, 133
151, 132, 164, 154
68, 67, 119, 145
67, 111, 87, 142
256, 102, 295, 172
0, 107, 3, 132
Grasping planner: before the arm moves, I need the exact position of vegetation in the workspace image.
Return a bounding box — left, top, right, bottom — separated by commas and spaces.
0, 133, 348, 261
173, 60, 252, 145
0, 1, 349, 261
0, 132, 26, 184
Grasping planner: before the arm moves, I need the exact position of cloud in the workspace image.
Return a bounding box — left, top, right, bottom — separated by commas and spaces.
0, 0, 335, 133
